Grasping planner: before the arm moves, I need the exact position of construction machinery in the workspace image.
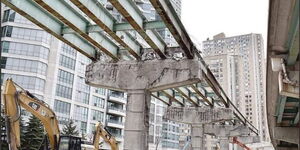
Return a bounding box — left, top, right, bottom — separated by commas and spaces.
2, 78, 118, 150
93, 122, 118, 150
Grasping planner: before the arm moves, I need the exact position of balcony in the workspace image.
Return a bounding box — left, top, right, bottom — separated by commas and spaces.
109, 90, 126, 104
107, 106, 126, 116
107, 119, 124, 129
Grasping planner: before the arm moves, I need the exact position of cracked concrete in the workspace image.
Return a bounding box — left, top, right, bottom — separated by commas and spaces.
85, 59, 206, 150
86, 59, 203, 91
163, 106, 233, 124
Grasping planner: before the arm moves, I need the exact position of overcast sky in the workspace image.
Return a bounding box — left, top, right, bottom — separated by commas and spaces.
181, 0, 269, 46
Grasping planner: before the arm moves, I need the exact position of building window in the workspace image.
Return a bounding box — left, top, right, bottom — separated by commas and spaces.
2, 9, 33, 25
1, 57, 47, 75
56, 84, 72, 99
59, 54, 76, 70
109, 90, 124, 98
76, 76, 89, 91
74, 105, 88, 121
92, 96, 105, 108
1, 73, 45, 91
61, 43, 77, 57
1, 41, 49, 59
94, 88, 106, 95
91, 109, 104, 122
106, 127, 122, 137
80, 121, 87, 134
1, 26, 51, 44
54, 100, 71, 115
2, 10, 15, 22
57, 69, 74, 85
75, 91, 89, 104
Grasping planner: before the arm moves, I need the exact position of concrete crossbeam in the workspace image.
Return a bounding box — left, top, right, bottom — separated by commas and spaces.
235, 136, 260, 144
163, 106, 233, 124
273, 127, 299, 144
203, 125, 251, 137
86, 59, 203, 91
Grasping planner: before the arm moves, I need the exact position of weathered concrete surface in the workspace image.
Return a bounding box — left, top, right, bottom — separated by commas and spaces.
123, 90, 151, 150
273, 127, 299, 144
191, 124, 204, 150
86, 59, 203, 91
163, 106, 233, 124
235, 136, 260, 144
204, 125, 251, 137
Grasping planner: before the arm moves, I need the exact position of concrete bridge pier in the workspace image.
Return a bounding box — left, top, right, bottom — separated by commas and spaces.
191, 124, 204, 150
124, 90, 151, 150
86, 59, 205, 150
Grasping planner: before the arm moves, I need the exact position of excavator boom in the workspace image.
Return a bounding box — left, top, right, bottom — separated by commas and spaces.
2, 79, 60, 150
93, 122, 118, 150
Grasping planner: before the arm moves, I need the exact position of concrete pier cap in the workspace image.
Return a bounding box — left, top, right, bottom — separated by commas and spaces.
85, 59, 204, 91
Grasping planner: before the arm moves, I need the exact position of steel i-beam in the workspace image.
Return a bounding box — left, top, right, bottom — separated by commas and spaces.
33, 0, 119, 61
108, 0, 167, 59
70, 0, 142, 60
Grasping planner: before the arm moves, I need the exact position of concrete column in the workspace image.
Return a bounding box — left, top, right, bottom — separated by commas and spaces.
219, 137, 229, 150
191, 124, 204, 150
124, 90, 151, 150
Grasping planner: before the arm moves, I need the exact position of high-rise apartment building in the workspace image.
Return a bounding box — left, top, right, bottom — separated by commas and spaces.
202, 33, 269, 142
1, 5, 126, 149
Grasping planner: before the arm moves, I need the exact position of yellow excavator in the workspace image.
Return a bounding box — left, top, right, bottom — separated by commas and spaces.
2, 78, 118, 150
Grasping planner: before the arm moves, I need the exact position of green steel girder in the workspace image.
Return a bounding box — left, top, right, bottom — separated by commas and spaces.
162, 89, 184, 106
203, 69, 229, 107
149, 0, 194, 59
70, 0, 141, 60
62, 20, 165, 33
151, 92, 170, 105
286, 97, 300, 102
33, 0, 119, 61
174, 87, 198, 106
293, 112, 299, 125
284, 108, 298, 113
286, 0, 299, 66
114, 20, 166, 31
276, 96, 287, 123
108, 0, 167, 59
189, 84, 213, 106
1, 0, 97, 61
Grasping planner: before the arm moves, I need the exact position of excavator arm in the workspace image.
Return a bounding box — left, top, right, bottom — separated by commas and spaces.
93, 122, 118, 150
2, 79, 60, 150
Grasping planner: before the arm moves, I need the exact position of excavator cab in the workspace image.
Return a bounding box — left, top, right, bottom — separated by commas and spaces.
58, 136, 82, 150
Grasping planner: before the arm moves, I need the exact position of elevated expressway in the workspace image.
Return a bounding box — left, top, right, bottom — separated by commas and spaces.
266, 0, 299, 149
1, 0, 259, 149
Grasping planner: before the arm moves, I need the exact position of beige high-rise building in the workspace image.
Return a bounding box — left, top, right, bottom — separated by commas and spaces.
202, 33, 269, 142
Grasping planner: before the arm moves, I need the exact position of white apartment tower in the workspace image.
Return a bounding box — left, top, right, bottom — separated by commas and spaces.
202, 33, 269, 142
